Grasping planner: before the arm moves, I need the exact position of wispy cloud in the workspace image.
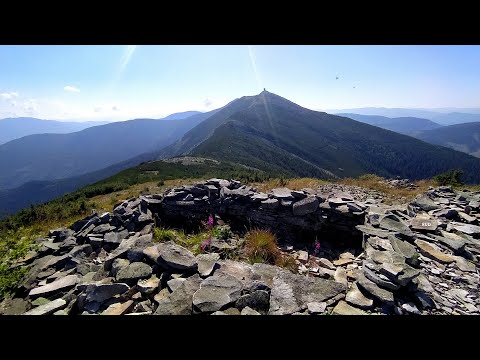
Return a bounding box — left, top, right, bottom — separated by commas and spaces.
119, 45, 137, 75
64, 85, 80, 93
0, 92, 19, 100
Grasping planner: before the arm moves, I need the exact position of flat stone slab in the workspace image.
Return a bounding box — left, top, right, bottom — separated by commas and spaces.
345, 283, 373, 309
155, 274, 203, 315
307, 301, 327, 314
332, 300, 367, 315
414, 239, 456, 263
379, 215, 413, 237
196, 253, 220, 277
261, 198, 279, 209
29, 274, 78, 298
137, 276, 161, 294
116, 262, 152, 283
411, 217, 438, 231
193, 273, 244, 313
145, 241, 197, 271
102, 300, 134, 315
84, 283, 130, 303
292, 196, 319, 216
24, 299, 67, 315
356, 273, 394, 305
270, 188, 294, 200
268, 268, 346, 315
450, 223, 480, 236
241, 306, 261, 315
412, 195, 440, 211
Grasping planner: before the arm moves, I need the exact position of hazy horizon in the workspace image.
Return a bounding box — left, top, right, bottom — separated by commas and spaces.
1, 45, 479, 122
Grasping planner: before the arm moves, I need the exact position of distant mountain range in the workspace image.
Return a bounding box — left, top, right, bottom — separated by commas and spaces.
161, 111, 203, 120
336, 113, 442, 135
414, 122, 480, 158
0, 111, 212, 190
328, 107, 480, 126
2, 93, 480, 218
0, 117, 110, 145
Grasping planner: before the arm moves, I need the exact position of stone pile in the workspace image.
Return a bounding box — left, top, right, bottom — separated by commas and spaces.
382, 178, 418, 190
0, 179, 478, 315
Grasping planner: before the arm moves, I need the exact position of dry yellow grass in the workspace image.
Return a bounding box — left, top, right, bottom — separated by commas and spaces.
336, 175, 436, 203
250, 175, 437, 204
252, 178, 330, 192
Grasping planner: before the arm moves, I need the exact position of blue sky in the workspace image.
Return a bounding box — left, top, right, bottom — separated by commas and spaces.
0, 45, 479, 121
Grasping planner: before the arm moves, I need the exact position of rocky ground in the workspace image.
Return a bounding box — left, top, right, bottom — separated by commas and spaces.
0, 179, 479, 315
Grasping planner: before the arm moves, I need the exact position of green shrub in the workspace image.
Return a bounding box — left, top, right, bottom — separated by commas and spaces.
433, 169, 464, 187
212, 225, 233, 240
153, 227, 179, 242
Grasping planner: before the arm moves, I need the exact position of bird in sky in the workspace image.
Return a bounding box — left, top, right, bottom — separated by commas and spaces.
336, 76, 339, 80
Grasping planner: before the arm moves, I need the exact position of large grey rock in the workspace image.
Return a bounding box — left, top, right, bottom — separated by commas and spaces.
363, 267, 400, 291
450, 223, 480, 236
270, 188, 294, 200
414, 239, 456, 263
0, 298, 30, 315
137, 276, 161, 294
332, 300, 367, 315
193, 273, 244, 313
68, 244, 93, 258
104, 237, 138, 269
102, 300, 135, 315
411, 217, 438, 232
334, 267, 348, 287
379, 214, 413, 237
345, 282, 373, 309
127, 234, 154, 262
306, 301, 327, 314
380, 262, 420, 287
292, 196, 319, 216
250, 193, 269, 202
317, 258, 336, 270
23, 299, 67, 315
241, 306, 261, 315
155, 274, 202, 315
413, 195, 440, 211
111, 258, 130, 278
356, 225, 391, 239
436, 231, 467, 252
116, 262, 152, 283
167, 278, 186, 292
196, 253, 220, 277
29, 275, 78, 298
261, 198, 279, 210
367, 247, 405, 266
145, 242, 197, 271
235, 290, 270, 313
49, 228, 74, 242
92, 224, 116, 234
104, 230, 129, 245
268, 268, 346, 315
389, 235, 419, 266
84, 283, 130, 303
356, 273, 394, 305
